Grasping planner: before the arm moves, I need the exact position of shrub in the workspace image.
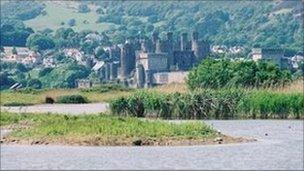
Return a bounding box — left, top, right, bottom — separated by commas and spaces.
45, 97, 54, 104
56, 95, 89, 104
27, 79, 42, 89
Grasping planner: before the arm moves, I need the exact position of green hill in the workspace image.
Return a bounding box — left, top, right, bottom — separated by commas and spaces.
1, 0, 303, 51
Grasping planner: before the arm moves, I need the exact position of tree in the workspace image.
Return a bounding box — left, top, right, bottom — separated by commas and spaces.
68, 19, 76, 27
78, 4, 90, 13
187, 58, 292, 89
26, 33, 55, 50
12, 47, 17, 55
0, 72, 14, 89
27, 79, 42, 89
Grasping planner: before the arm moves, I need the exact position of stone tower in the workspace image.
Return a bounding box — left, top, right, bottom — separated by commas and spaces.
141, 39, 153, 53
120, 42, 135, 78
166, 32, 174, 68
191, 31, 201, 61
155, 39, 163, 53
152, 31, 159, 52
135, 63, 145, 88
109, 62, 118, 80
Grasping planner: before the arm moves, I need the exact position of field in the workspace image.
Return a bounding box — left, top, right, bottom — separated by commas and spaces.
24, 1, 116, 32
0, 112, 250, 146
23, 1, 147, 32
0, 83, 187, 106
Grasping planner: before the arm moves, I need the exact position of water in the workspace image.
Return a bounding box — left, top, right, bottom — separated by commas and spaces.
1, 120, 303, 170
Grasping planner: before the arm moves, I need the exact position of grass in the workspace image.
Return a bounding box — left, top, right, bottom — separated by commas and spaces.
24, 1, 117, 32
0, 88, 133, 106
110, 85, 304, 119
0, 112, 218, 146
1, 80, 302, 106
0, 83, 185, 106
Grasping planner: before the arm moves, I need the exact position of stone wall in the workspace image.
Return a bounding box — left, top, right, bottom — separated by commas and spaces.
152, 71, 188, 85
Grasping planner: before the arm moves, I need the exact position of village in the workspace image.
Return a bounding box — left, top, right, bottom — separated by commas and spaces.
1, 31, 303, 90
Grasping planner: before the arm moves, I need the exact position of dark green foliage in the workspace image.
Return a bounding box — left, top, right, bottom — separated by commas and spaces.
187, 59, 292, 90
0, 23, 34, 46
38, 68, 53, 77
97, 14, 122, 24
56, 95, 89, 104
26, 33, 55, 50
39, 64, 90, 88
45, 97, 55, 104
68, 19, 76, 27
0, 72, 15, 89
27, 79, 42, 89
2, 102, 33, 106
0, 1, 42, 46
110, 90, 304, 119
78, 4, 90, 13
1, 1, 44, 21
12, 47, 17, 54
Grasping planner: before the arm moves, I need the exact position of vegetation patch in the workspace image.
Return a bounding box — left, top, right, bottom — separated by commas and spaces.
110, 89, 304, 119
0, 87, 133, 105
2, 102, 34, 107
187, 59, 292, 90
80, 84, 133, 93
56, 95, 89, 104
0, 112, 251, 146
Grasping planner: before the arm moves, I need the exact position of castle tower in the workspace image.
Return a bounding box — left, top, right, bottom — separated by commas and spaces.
135, 63, 145, 88
104, 62, 111, 81
155, 39, 163, 53
152, 31, 159, 52
141, 39, 153, 53
145, 69, 152, 88
120, 42, 135, 78
191, 31, 201, 61
181, 33, 188, 51
109, 62, 118, 80
166, 32, 174, 68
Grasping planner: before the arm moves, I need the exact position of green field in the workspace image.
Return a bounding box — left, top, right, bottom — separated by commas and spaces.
0, 83, 187, 106
1, 112, 221, 146
24, 2, 116, 32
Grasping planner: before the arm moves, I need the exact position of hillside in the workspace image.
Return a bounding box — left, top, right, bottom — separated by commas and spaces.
1, 0, 303, 51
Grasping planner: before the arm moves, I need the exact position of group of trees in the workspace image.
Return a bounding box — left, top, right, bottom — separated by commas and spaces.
93, 1, 303, 52
1, 1, 44, 47
187, 59, 292, 90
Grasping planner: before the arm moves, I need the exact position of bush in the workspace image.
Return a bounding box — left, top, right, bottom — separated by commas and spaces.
45, 97, 54, 104
56, 95, 89, 104
27, 79, 42, 89
78, 4, 90, 13
68, 19, 76, 27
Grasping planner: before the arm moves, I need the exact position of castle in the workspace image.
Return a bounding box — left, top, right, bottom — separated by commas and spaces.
99, 31, 210, 88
